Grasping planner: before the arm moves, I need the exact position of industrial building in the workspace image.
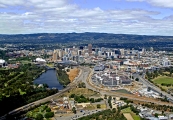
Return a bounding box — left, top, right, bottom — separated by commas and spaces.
92, 71, 131, 87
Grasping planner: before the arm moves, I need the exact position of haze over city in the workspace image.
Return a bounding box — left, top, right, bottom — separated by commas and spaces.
0, 0, 173, 36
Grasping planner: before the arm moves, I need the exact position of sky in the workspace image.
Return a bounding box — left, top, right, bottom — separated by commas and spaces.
0, 0, 173, 36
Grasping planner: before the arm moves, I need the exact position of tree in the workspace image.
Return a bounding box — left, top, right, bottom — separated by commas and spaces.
97, 104, 101, 108
154, 113, 158, 117
46, 107, 51, 112
43, 83, 49, 88
36, 113, 43, 120
70, 94, 75, 98
66, 69, 70, 72
72, 107, 76, 114
44, 112, 54, 118
135, 78, 139, 81
90, 98, 95, 103
104, 94, 107, 99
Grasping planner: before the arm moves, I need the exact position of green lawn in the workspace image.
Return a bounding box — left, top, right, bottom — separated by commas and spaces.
121, 107, 141, 120
121, 107, 131, 113
131, 112, 141, 120
153, 76, 173, 84
21, 60, 31, 64
0, 68, 9, 70
114, 89, 131, 94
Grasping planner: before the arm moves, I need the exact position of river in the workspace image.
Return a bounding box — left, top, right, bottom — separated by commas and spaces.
34, 69, 63, 90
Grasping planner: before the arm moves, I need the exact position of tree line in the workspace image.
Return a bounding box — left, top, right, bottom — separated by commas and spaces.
0, 64, 58, 116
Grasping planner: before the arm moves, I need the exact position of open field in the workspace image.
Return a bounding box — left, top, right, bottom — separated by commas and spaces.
131, 112, 141, 120
123, 113, 134, 120
85, 104, 95, 110
114, 89, 132, 94
93, 104, 106, 109
67, 68, 79, 82
59, 88, 98, 98
20, 60, 31, 64
163, 72, 170, 75
121, 107, 131, 113
121, 107, 140, 120
153, 76, 173, 84
47, 63, 54, 68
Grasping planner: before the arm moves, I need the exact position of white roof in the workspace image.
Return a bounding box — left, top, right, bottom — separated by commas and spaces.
0, 59, 5, 64
36, 58, 46, 62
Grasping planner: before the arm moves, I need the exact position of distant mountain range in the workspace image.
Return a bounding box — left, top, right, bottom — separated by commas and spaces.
0, 32, 173, 44
1, 33, 173, 51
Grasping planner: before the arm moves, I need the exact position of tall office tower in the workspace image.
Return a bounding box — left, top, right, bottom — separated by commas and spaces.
88, 44, 92, 55
78, 50, 82, 55
52, 49, 57, 61
65, 48, 68, 54
59, 50, 63, 58
119, 49, 125, 55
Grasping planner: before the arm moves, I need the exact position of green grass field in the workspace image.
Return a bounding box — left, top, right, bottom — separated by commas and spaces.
121, 107, 140, 120
153, 76, 173, 84
131, 112, 141, 120
121, 107, 131, 113
114, 89, 132, 94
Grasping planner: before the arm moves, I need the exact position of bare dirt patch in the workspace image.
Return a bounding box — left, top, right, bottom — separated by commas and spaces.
123, 113, 134, 120
67, 68, 80, 82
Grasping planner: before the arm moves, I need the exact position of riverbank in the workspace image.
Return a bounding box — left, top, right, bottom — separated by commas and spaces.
56, 69, 70, 87
34, 69, 63, 90
33, 69, 46, 80
67, 68, 80, 82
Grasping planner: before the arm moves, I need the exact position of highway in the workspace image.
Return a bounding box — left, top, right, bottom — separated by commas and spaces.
0, 67, 84, 120
134, 73, 173, 102
1, 66, 173, 120
82, 67, 173, 106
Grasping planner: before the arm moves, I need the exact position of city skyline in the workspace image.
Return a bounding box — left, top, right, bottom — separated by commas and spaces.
0, 0, 173, 36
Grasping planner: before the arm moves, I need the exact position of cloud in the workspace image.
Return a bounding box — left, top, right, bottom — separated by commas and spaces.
126, 0, 173, 8
0, 0, 172, 36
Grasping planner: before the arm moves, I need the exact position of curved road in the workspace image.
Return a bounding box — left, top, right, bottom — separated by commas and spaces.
82, 67, 173, 106
1, 66, 173, 120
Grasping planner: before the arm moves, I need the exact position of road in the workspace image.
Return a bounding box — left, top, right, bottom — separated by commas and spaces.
0, 67, 85, 120
2, 66, 173, 120
82, 67, 173, 106
134, 73, 173, 102
54, 109, 103, 120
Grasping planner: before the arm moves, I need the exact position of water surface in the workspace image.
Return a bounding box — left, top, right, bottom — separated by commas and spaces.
34, 69, 63, 90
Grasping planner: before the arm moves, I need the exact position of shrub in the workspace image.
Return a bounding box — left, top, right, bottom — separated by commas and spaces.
46, 107, 51, 112
44, 112, 54, 118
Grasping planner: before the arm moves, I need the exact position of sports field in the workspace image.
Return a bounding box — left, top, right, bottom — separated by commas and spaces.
121, 107, 140, 120
153, 76, 173, 84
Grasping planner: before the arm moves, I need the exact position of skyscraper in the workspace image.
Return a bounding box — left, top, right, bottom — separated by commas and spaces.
52, 49, 57, 61
88, 44, 92, 55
